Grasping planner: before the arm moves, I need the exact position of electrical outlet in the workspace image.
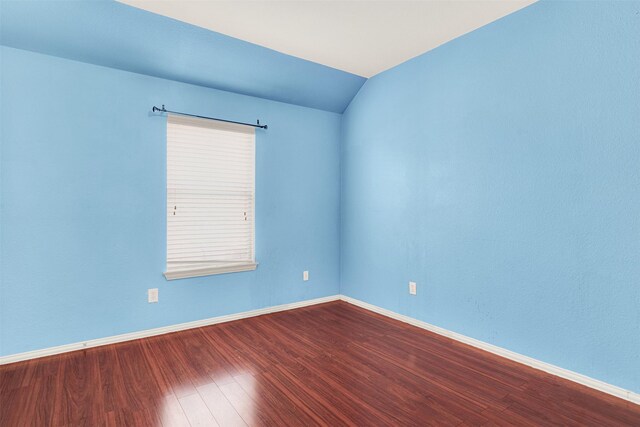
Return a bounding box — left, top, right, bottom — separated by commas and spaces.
303, 271, 309, 281
148, 288, 159, 303
409, 281, 417, 295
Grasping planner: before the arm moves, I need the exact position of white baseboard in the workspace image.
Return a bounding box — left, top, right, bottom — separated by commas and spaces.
339, 295, 640, 406
2, 293, 637, 406
0, 294, 340, 365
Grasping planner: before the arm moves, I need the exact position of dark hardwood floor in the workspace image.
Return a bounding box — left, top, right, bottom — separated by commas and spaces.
1, 301, 638, 426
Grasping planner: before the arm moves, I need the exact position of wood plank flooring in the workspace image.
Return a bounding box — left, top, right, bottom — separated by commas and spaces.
1, 301, 638, 426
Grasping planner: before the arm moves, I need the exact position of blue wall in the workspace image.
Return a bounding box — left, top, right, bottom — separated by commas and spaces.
1, 0, 638, 398
341, 1, 640, 394
0, 46, 341, 356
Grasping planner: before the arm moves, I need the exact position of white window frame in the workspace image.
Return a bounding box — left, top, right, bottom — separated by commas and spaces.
164, 114, 257, 280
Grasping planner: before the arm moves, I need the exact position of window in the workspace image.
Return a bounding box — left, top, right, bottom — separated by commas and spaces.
164, 114, 256, 280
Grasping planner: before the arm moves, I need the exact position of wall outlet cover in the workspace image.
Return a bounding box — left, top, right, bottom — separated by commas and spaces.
148, 288, 159, 303
303, 271, 309, 281
409, 281, 417, 295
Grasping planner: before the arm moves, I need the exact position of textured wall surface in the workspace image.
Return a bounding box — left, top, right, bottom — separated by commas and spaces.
1, 0, 638, 398
0, 47, 341, 356
340, 1, 640, 393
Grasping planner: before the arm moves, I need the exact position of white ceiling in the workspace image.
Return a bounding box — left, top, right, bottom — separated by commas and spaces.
119, 0, 536, 78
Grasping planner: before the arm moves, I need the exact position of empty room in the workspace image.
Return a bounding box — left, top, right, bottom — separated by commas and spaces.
1, 0, 639, 425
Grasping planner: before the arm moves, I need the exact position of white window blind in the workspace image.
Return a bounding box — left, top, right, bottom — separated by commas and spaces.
164, 114, 256, 280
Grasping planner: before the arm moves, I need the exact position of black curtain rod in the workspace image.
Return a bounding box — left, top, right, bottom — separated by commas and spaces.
152, 105, 268, 129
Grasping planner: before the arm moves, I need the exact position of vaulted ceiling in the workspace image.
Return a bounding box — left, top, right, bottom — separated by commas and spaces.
1, 1, 535, 113
120, 0, 536, 78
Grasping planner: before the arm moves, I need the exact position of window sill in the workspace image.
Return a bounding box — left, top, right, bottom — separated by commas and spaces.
164, 262, 258, 280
